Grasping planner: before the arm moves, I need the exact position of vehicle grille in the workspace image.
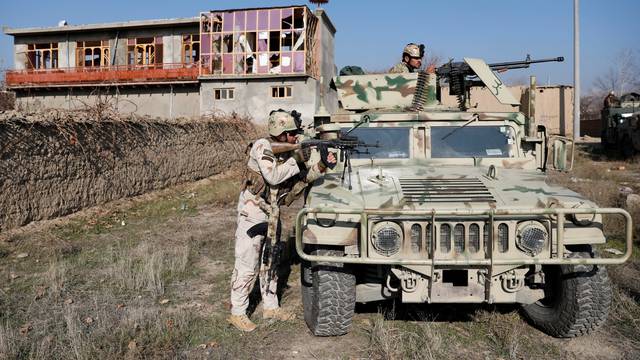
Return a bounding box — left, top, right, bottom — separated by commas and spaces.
409, 222, 511, 255
399, 177, 495, 203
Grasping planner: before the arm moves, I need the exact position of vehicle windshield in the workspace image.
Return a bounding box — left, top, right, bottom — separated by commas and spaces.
344, 127, 410, 159
431, 125, 515, 158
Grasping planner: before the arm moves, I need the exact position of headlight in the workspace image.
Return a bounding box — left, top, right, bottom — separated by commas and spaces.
516, 221, 548, 256
371, 221, 403, 256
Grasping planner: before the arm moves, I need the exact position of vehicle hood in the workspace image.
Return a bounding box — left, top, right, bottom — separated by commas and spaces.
307, 164, 595, 211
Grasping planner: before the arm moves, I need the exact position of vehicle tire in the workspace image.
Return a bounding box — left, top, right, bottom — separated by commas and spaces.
522, 246, 611, 338
600, 129, 612, 150
621, 136, 635, 158
301, 245, 356, 336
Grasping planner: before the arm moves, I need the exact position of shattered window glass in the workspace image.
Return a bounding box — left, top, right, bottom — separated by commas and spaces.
199, 7, 312, 76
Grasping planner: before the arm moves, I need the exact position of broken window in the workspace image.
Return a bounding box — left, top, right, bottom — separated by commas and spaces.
127, 37, 163, 67
26, 43, 59, 70
182, 34, 200, 65
76, 40, 110, 68
214, 88, 234, 100
199, 6, 314, 76
271, 85, 292, 98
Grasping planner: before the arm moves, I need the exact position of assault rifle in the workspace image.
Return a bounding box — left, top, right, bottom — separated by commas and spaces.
436, 55, 564, 110
271, 134, 380, 190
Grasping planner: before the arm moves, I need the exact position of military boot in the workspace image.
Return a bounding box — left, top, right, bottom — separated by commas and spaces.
263, 307, 295, 321
227, 314, 257, 332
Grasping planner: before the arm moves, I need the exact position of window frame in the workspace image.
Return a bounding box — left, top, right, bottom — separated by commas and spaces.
75, 40, 111, 68
181, 34, 200, 65
271, 85, 292, 98
127, 37, 164, 67
26, 42, 59, 70
214, 88, 235, 100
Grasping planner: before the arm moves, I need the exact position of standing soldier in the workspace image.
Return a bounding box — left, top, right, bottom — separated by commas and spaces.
389, 43, 435, 74
227, 109, 335, 332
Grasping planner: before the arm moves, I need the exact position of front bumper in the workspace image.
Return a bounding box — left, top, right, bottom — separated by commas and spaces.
295, 207, 633, 266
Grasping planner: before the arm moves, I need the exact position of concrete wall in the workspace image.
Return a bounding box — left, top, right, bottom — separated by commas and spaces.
14, 85, 200, 119
314, 9, 338, 114
14, 44, 28, 70
530, 86, 574, 136
200, 77, 318, 125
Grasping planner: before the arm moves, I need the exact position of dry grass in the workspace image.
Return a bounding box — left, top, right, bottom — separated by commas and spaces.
548, 147, 640, 240
0, 175, 238, 360
472, 310, 524, 360
364, 310, 444, 360
108, 241, 191, 297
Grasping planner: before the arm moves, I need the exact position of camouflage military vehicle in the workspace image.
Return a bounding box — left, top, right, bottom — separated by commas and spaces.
601, 92, 640, 157
295, 57, 633, 338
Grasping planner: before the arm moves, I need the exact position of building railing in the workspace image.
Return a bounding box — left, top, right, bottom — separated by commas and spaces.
5, 63, 199, 87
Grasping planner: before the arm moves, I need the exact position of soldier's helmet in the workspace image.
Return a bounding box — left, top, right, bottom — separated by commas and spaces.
268, 110, 298, 137
403, 43, 424, 59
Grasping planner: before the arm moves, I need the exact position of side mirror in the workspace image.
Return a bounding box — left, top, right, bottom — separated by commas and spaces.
549, 136, 574, 171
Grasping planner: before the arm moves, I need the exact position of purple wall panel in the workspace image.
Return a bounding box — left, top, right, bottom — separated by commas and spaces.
234, 11, 245, 31
223, 12, 233, 32
247, 10, 257, 31
269, 9, 280, 29
201, 34, 211, 53
293, 52, 304, 73
258, 10, 268, 31
222, 54, 233, 74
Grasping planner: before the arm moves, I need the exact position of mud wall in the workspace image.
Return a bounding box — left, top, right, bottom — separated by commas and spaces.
0, 111, 254, 231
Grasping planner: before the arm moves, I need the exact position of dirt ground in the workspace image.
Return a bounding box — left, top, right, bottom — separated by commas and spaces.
1, 149, 639, 360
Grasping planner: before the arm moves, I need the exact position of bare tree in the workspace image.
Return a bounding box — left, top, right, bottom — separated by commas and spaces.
593, 48, 640, 95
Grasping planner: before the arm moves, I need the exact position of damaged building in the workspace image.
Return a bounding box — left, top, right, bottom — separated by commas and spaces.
3, 5, 337, 124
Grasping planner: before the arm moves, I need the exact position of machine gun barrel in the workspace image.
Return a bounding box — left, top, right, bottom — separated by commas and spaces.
488, 56, 564, 71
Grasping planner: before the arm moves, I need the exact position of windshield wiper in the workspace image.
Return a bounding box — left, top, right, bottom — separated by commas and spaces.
344, 114, 370, 135
440, 114, 479, 140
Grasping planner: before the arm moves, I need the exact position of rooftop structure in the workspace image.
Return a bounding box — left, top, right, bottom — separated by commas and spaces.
3, 5, 337, 122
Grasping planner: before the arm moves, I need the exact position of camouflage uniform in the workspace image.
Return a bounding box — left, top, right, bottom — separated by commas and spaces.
389, 62, 413, 74
603, 93, 620, 108
230, 138, 324, 316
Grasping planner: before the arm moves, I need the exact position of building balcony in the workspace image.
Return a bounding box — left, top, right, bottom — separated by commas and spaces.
5, 63, 199, 88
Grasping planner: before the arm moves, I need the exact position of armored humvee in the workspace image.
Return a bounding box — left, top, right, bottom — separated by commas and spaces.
601, 92, 640, 157
295, 58, 633, 338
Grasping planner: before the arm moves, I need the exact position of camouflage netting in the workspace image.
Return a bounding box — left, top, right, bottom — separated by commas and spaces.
0, 109, 258, 231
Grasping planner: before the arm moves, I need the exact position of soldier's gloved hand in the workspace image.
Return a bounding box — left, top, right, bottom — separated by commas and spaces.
318, 144, 337, 170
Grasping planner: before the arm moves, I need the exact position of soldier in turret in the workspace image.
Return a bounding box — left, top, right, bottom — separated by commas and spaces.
603, 90, 620, 109
389, 43, 435, 74
227, 110, 335, 332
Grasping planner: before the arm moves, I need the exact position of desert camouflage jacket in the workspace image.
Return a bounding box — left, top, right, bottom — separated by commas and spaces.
389, 62, 413, 74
